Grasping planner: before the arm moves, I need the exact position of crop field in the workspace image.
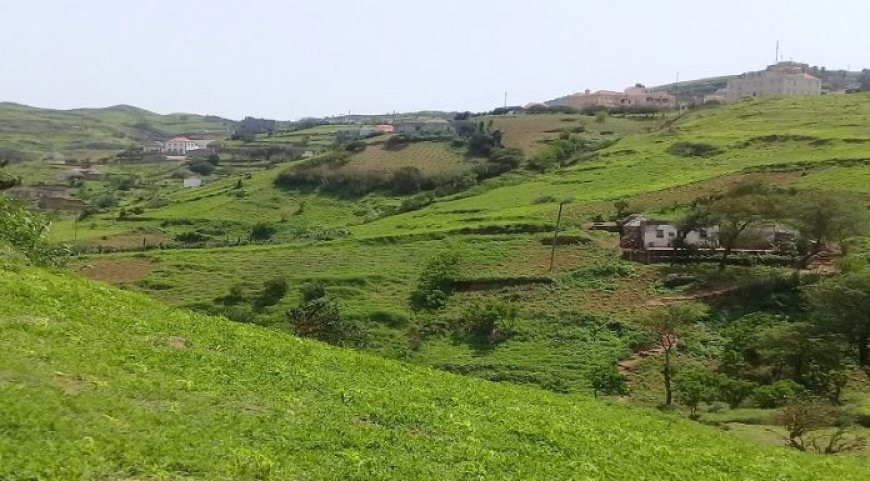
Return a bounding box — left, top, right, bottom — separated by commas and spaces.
1, 264, 866, 480
344, 141, 474, 176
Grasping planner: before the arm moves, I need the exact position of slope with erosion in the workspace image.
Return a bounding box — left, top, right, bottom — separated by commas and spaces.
1, 263, 866, 480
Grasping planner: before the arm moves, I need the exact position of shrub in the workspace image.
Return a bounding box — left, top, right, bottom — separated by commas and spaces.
254, 277, 288, 310
206, 153, 221, 165
667, 142, 724, 157
753, 380, 805, 408
249, 222, 276, 241
410, 251, 461, 310
344, 141, 366, 153
110, 175, 138, 191
390, 166, 425, 195
0, 196, 66, 267
187, 159, 216, 176
715, 376, 758, 408
288, 297, 356, 346
95, 195, 117, 209
588, 363, 628, 398
460, 299, 518, 343
300, 281, 327, 303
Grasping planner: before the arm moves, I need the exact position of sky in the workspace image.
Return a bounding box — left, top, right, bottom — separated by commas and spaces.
1, 0, 867, 120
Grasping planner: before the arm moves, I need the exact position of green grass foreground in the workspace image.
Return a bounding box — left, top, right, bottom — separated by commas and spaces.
1, 265, 867, 480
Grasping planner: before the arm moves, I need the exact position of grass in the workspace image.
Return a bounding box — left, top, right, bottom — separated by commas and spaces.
1, 263, 867, 480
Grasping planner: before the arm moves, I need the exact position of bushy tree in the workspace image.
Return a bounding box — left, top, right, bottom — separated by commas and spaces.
789, 192, 867, 267
804, 270, 870, 366
254, 277, 288, 310
675, 366, 719, 419
410, 251, 461, 310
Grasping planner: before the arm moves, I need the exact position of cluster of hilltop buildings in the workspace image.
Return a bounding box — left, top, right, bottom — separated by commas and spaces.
549, 61, 824, 111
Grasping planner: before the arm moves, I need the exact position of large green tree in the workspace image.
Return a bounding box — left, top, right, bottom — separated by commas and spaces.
788, 192, 867, 267
804, 270, 870, 366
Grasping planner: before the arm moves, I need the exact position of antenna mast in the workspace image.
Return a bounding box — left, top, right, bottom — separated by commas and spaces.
775, 40, 780, 63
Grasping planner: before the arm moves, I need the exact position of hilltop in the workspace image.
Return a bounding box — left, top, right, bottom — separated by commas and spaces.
0, 102, 234, 162
0, 263, 866, 480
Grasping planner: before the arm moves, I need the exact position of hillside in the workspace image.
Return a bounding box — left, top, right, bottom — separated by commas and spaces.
0, 264, 866, 480
0, 102, 234, 162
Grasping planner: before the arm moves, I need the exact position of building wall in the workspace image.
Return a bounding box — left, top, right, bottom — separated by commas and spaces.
642, 224, 719, 248
725, 63, 822, 101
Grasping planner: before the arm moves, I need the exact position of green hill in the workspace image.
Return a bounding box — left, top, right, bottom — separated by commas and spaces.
0, 263, 866, 480
0, 102, 235, 162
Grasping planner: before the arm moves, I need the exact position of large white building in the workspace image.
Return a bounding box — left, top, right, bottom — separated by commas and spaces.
725, 62, 822, 102
158, 136, 211, 155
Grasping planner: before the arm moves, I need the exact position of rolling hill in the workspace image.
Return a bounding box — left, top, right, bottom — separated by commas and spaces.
0, 263, 866, 480
0, 102, 235, 162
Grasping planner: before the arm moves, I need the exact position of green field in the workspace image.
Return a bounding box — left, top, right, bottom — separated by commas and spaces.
1, 264, 866, 480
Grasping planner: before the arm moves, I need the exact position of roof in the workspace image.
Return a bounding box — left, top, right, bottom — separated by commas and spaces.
169, 136, 193, 142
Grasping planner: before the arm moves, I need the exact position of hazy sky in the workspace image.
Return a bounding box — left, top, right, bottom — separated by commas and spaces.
1, 0, 867, 120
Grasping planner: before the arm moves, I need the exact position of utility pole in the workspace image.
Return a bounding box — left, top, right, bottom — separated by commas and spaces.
548, 201, 566, 272
504, 91, 508, 109
73, 212, 78, 242
775, 40, 780, 64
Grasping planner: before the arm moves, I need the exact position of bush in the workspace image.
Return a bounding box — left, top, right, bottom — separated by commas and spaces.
300, 281, 327, 303
249, 222, 276, 241
588, 363, 628, 398
254, 277, 288, 310
753, 380, 805, 408
188, 159, 216, 176
460, 299, 518, 343
716, 376, 758, 408
206, 153, 221, 165
288, 297, 357, 346
110, 175, 137, 191
667, 142, 724, 157
390, 166, 425, 195
0, 196, 66, 266
344, 141, 367, 153
95, 195, 117, 209
410, 251, 461, 310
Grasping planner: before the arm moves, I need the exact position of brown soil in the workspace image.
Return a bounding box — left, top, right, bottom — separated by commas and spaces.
77, 259, 151, 284
166, 336, 188, 349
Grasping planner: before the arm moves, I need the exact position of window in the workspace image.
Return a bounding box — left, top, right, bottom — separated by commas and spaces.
699, 229, 708, 239
656, 229, 665, 238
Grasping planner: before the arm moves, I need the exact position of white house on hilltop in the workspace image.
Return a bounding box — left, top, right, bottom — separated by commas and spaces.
725, 62, 822, 102
158, 136, 212, 155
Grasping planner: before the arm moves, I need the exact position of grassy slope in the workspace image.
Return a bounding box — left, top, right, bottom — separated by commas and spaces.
1, 264, 866, 480
352, 95, 870, 237
0, 102, 233, 160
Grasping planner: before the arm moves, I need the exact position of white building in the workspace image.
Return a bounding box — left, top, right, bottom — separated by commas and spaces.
642, 223, 719, 249
725, 62, 822, 102
160, 136, 211, 155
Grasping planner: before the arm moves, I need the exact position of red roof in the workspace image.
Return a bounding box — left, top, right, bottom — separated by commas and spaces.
169, 136, 192, 142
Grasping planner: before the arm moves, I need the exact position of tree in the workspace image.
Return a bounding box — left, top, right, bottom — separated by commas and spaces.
459, 299, 518, 344
588, 363, 628, 398
753, 322, 846, 391
253, 277, 288, 310
390, 166, 425, 195
410, 251, 461, 310
705, 182, 777, 269
789, 192, 867, 267
206, 153, 221, 165
288, 296, 355, 345
675, 366, 718, 419
641, 302, 708, 406
804, 270, 870, 366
